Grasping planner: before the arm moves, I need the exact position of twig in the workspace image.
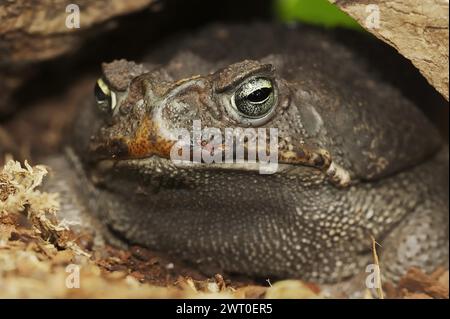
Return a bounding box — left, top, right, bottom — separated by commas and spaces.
370, 235, 384, 299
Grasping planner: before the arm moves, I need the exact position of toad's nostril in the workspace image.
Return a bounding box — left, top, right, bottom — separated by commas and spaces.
109, 139, 129, 158
89, 137, 129, 161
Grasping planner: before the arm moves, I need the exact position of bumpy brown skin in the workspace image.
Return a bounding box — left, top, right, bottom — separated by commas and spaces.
65, 24, 448, 283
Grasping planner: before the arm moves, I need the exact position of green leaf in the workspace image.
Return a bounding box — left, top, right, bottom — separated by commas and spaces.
276, 0, 363, 30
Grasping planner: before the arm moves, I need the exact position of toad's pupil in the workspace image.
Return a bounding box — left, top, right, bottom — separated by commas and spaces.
247, 87, 272, 103
95, 83, 107, 102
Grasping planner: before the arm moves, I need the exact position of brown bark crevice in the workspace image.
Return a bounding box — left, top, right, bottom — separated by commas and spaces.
329, 0, 449, 101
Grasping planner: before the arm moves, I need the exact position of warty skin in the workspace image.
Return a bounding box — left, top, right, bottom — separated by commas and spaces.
46, 24, 448, 284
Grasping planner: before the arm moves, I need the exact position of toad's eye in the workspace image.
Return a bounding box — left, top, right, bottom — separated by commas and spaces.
232, 78, 275, 118
94, 78, 117, 112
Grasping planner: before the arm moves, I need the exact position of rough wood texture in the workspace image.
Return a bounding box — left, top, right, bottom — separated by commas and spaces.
0, 0, 153, 63
329, 0, 449, 100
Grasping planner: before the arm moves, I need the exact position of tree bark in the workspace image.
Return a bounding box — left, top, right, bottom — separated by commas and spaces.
329, 0, 449, 101
0, 0, 154, 64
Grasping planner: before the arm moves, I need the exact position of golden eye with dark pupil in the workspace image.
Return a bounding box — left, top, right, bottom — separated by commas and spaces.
94, 81, 108, 103
233, 77, 275, 119
247, 87, 272, 103
94, 78, 117, 112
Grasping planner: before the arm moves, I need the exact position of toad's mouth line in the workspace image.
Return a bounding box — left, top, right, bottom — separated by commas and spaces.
97, 154, 295, 174
88, 139, 352, 184
92, 149, 352, 186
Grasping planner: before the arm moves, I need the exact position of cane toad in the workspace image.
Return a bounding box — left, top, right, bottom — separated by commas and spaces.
48, 24, 449, 284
